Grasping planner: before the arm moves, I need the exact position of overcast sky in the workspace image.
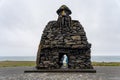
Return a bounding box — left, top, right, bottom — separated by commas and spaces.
0, 0, 120, 56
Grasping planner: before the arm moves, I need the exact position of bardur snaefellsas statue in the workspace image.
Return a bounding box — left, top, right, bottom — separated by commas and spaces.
35, 5, 96, 72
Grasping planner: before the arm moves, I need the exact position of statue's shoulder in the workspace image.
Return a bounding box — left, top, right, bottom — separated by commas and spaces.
72, 20, 80, 23
44, 21, 57, 31
71, 20, 82, 27
47, 21, 57, 26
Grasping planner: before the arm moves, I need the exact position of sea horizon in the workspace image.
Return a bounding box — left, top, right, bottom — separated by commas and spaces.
0, 55, 120, 62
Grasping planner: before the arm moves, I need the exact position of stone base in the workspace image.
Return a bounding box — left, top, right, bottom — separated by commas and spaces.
24, 69, 96, 73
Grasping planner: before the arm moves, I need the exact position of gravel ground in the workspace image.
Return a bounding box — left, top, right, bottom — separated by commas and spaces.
0, 66, 120, 80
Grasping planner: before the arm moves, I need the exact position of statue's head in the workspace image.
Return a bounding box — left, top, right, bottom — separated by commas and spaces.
63, 54, 67, 58
57, 5, 72, 16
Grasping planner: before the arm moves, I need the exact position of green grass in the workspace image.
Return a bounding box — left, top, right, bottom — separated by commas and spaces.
92, 62, 120, 66
0, 61, 36, 67
0, 61, 120, 67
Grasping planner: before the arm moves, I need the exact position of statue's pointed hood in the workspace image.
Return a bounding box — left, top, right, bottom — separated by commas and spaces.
57, 5, 72, 15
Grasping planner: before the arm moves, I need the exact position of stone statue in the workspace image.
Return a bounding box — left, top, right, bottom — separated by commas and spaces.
61, 54, 68, 68
36, 5, 96, 72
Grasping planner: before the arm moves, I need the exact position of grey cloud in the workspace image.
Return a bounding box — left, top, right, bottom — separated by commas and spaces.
0, 0, 120, 56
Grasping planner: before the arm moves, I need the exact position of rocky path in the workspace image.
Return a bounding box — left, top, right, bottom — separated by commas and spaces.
0, 66, 120, 80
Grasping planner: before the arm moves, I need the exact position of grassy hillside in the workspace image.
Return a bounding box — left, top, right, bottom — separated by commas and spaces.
0, 61, 120, 67
0, 61, 36, 67
92, 62, 120, 66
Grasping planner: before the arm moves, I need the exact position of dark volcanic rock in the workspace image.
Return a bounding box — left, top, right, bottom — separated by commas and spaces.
36, 5, 94, 70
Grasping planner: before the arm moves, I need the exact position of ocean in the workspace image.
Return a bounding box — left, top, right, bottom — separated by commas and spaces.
0, 56, 120, 62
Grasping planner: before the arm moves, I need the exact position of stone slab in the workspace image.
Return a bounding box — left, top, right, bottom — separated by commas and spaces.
24, 69, 96, 73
